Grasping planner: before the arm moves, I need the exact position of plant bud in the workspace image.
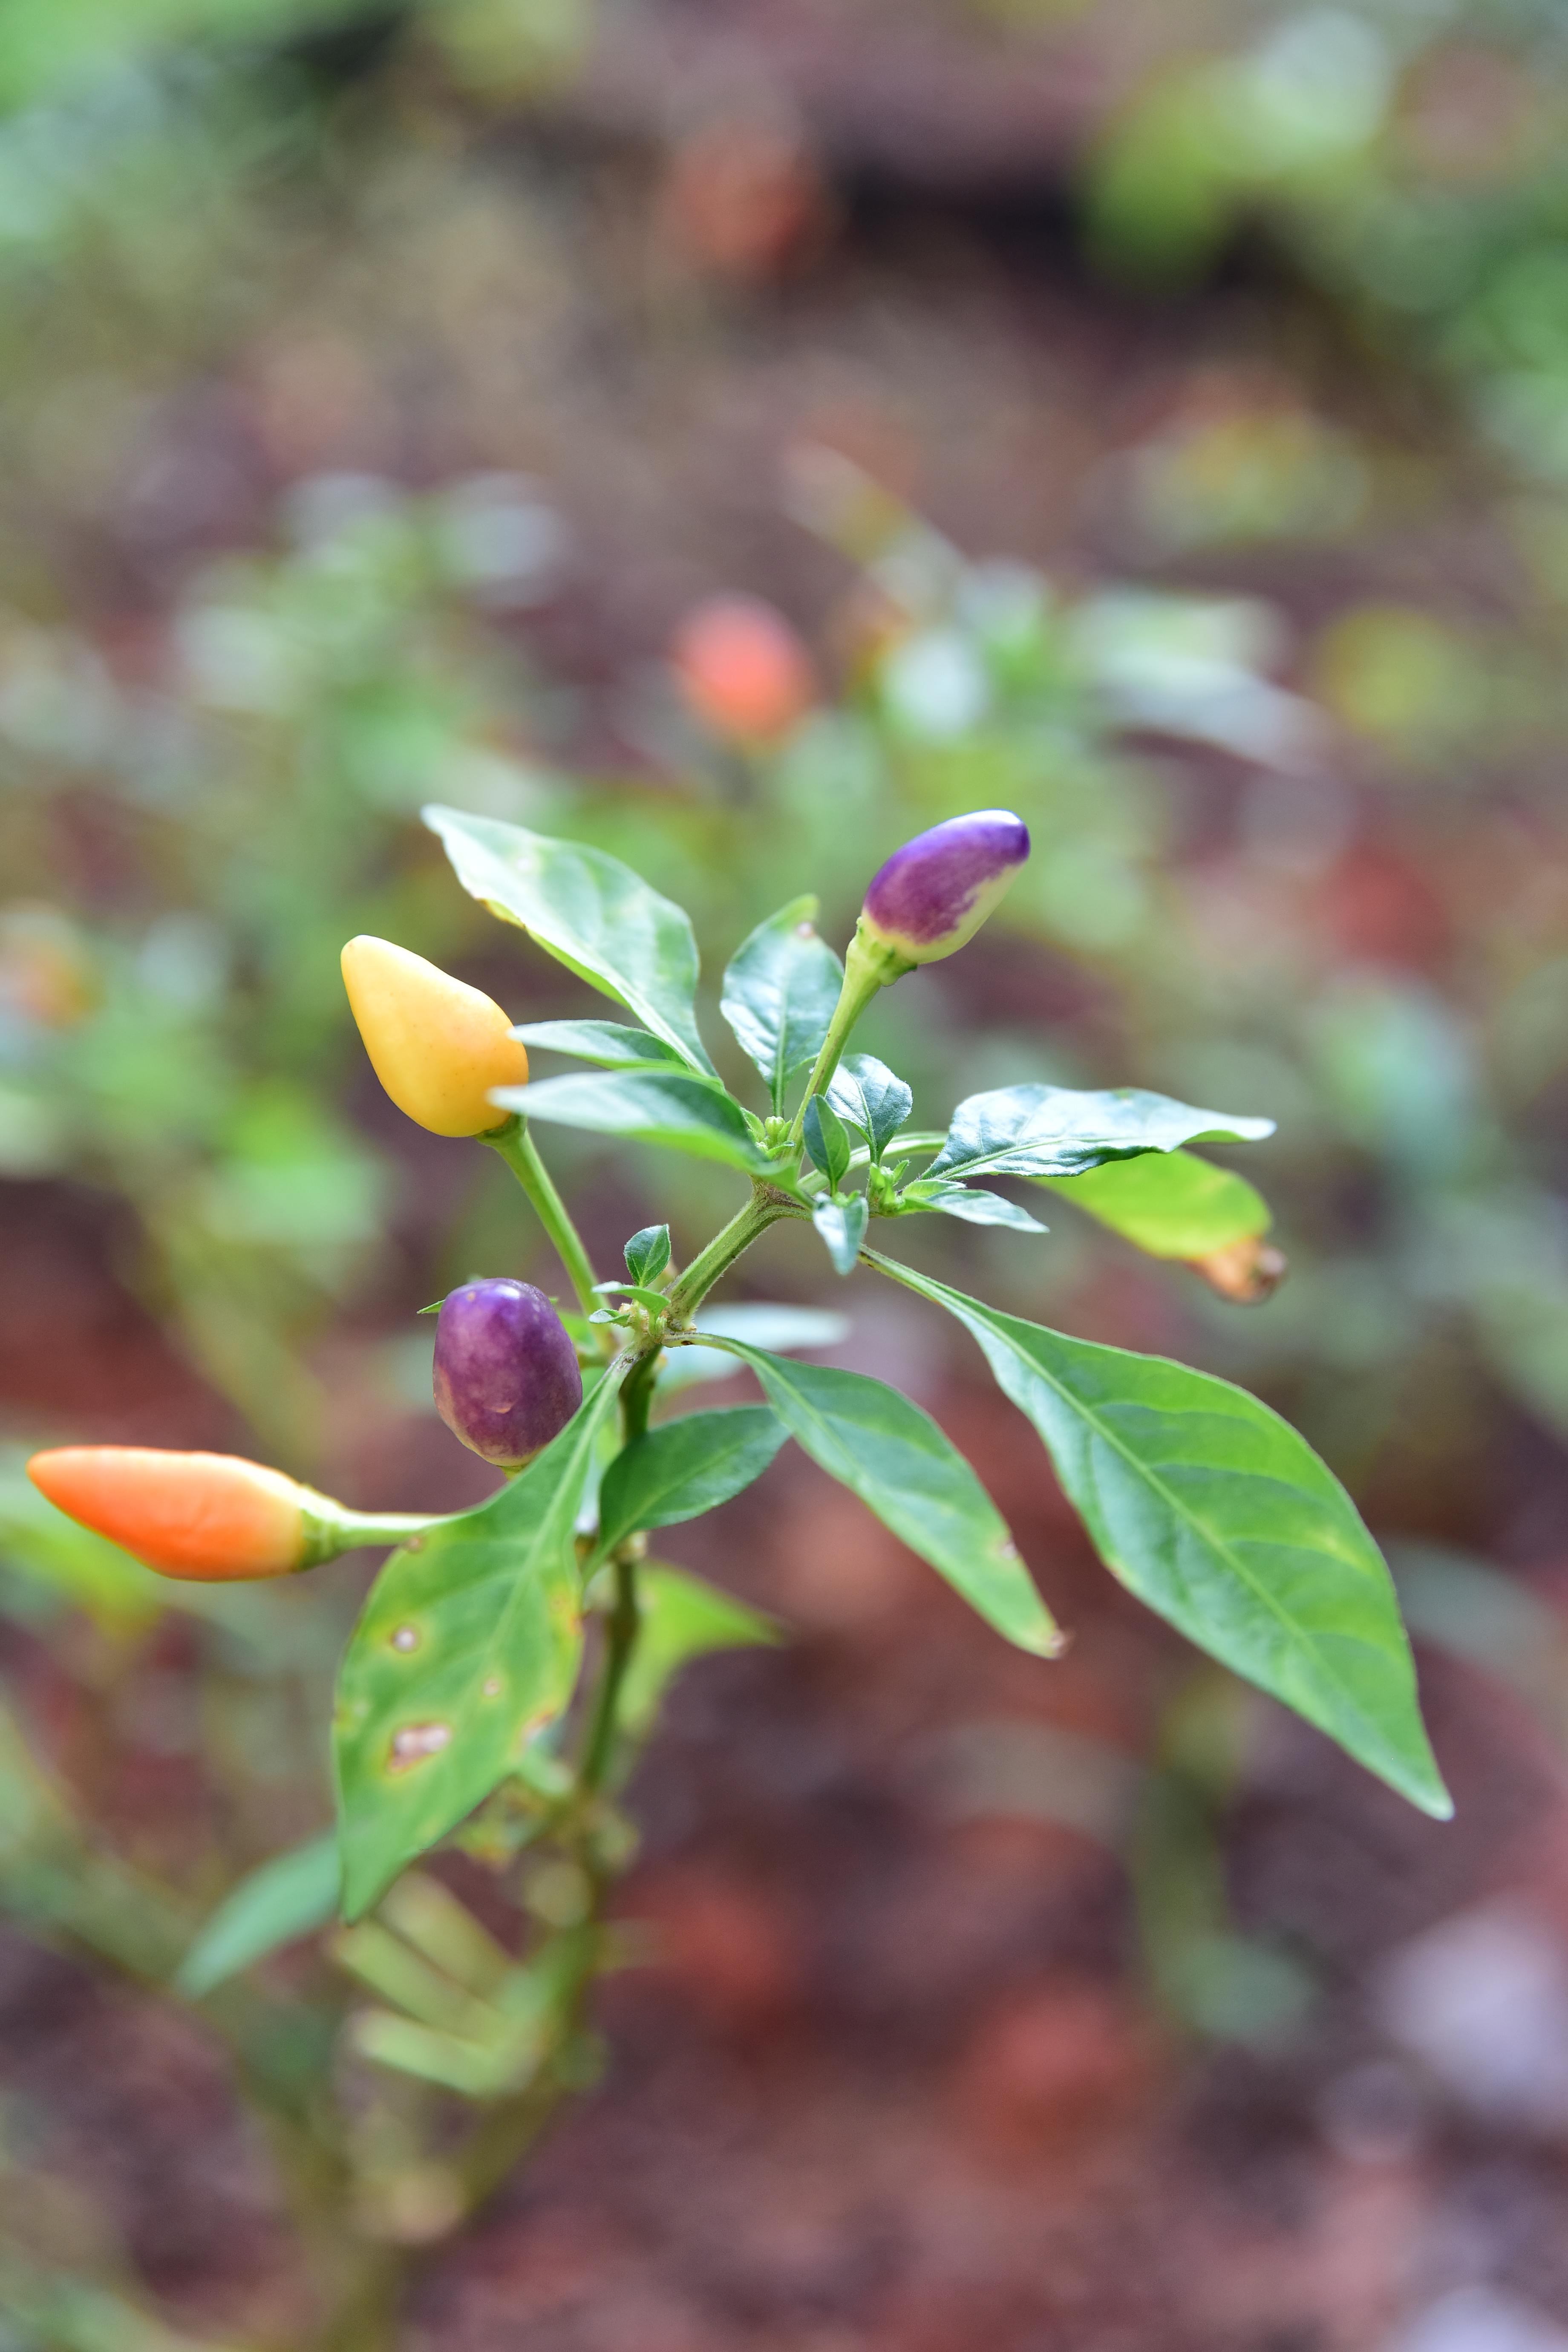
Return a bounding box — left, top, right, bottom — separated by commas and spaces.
26, 1447, 328, 1581
432, 1279, 584, 1469
341, 936, 527, 1138
672, 594, 816, 744
859, 810, 1030, 967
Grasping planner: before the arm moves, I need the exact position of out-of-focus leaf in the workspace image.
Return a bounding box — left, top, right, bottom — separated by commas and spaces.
334, 1372, 623, 1918
1038, 1148, 1270, 1258
720, 896, 842, 1113
176, 1833, 340, 1999
899, 1180, 1047, 1232
709, 1340, 1063, 1658
812, 1192, 868, 1274
512, 1019, 687, 1069
826, 1054, 914, 1161
924, 1082, 1273, 1183
493, 1069, 773, 1175
618, 1564, 781, 1740
594, 1408, 786, 1557
657, 1304, 849, 1392
425, 807, 715, 1074
869, 1252, 1451, 1820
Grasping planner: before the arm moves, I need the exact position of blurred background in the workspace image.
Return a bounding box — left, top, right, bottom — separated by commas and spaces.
6, 1, 1568, 2346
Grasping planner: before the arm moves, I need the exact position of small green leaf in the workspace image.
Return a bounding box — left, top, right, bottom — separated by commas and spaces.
624, 1223, 672, 1284
803, 1095, 852, 1189
826, 1054, 914, 1161
813, 1192, 869, 1274
596, 1407, 787, 1557
334, 1372, 624, 1918
618, 1564, 782, 1740
867, 1253, 1451, 1820
1038, 1149, 1271, 1260
900, 1180, 1047, 1233
924, 1083, 1274, 1183
176, 1833, 340, 1997
513, 1019, 687, 1070
720, 896, 843, 1113
711, 1341, 1064, 1658
424, 807, 715, 1074
592, 1282, 672, 1314
493, 1069, 775, 1175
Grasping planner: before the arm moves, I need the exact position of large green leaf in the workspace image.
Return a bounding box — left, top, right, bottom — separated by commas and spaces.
424, 807, 715, 1074
334, 1371, 623, 1917
594, 1407, 787, 1558
618, 1565, 782, 1741
826, 1053, 914, 1161
867, 1253, 1450, 1818
512, 1019, 688, 1070
899, 1179, 1047, 1233
706, 1340, 1063, 1658
1039, 1149, 1270, 1259
492, 1069, 774, 1175
720, 896, 842, 1112
923, 1083, 1274, 1183
656, 1303, 850, 1392
176, 1833, 340, 1998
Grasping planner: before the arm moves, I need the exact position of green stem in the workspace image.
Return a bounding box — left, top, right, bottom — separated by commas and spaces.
788, 923, 911, 1144
665, 1187, 799, 1323
483, 1116, 612, 1354
580, 1551, 641, 1796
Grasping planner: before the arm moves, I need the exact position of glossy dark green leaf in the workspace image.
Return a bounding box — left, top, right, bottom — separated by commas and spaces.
868, 1253, 1451, 1819
900, 1180, 1047, 1233
595, 1407, 787, 1558
720, 895, 842, 1112
813, 1192, 868, 1274
334, 1372, 623, 1918
425, 807, 715, 1074
711, 1341, 1063, 1657
512, 1019, 687, 1070
492, 1069, 774, 1175
618, 1565, 782, 1740
176, 1833, 340, 1997
1037, 1149, 1271, 1260
826, 1053, 914, 1161
803, 1094, 852, 1189
624, 1223, 671, 1284
924, 1083, 1274, 1184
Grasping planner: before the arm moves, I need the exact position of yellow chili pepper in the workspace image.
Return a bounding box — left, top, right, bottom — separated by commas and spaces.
340, 936, 528, 1138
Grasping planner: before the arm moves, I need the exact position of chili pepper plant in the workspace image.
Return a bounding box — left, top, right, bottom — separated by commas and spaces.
24, 801, 1451, 2336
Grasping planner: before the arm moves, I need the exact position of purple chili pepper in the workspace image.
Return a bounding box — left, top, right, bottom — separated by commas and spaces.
432, 1279, 583, 1469
859, 810, 1030, 966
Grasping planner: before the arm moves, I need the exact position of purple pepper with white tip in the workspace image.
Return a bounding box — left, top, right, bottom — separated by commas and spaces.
432, 1279, 583, 1470
859, 810, 1030, 968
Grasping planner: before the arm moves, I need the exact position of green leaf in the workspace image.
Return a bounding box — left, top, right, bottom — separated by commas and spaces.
333, 1371, 624, 1918
176, 1833, 340, 1998
866, 1253, 1451, 1819
924, 1083, 1275, 1183
492, 1069, 774, 1175
803, 1095, 852, 1189
900, 1180, 1047, 1233
513, 1019, 687, 1070
658, 1303, 850, 1392
624, 1223, 671, 1284
709, 1341, 1064, 1658
595, 1407, 787, 1558
720, 895, 843, 1113
618, 1564, 782, 1740
424, 807, 715, 1074
813, 1192, 868, 1274
1038, 1149, 1271, 1259
826, 1054, 914, 1162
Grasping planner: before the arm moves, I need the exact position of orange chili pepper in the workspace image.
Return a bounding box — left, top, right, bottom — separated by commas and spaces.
26, 1447, 329, 1581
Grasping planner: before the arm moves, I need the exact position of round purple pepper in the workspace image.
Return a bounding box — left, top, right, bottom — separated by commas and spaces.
859, 809, 1030, 968
432, 1279, 583, 1470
